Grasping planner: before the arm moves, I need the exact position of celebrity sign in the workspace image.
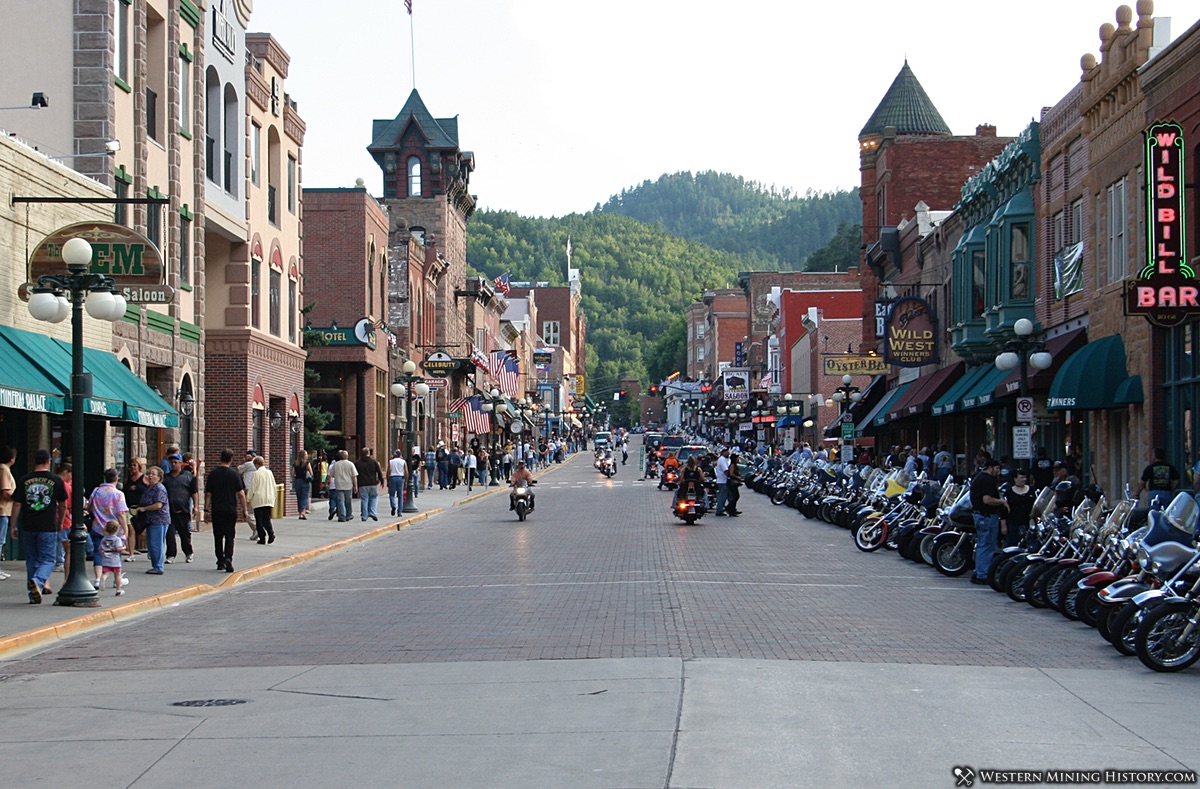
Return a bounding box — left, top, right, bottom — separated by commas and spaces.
883, 296, 938, 367
1125, 122, 1195, 327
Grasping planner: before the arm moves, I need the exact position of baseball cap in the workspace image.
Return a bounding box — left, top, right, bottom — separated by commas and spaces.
168, 453, 183, 461
34, 448, 51, 464
985, 458, 1002, 468
245, 449, 256, 457
1052, 460, 1067, 469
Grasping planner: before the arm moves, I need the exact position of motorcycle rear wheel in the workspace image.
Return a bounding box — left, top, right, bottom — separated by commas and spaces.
771, 488, 787, 506
1135, 601, 1200, 672
1110, 601, 1153, 656
1025, 562, 1061, 609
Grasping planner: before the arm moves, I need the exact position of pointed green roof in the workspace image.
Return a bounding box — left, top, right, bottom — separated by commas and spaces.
859, 61, 951, 138
370, 89, 459, 151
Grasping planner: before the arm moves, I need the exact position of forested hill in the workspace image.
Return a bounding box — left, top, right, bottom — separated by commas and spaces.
597, 171, 860, 270
466, 171, 861, 401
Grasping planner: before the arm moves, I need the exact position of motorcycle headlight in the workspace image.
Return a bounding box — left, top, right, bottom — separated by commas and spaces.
1136, 544, 1150, 566
1147, 560, 1161, 574
516, 486, 527, 495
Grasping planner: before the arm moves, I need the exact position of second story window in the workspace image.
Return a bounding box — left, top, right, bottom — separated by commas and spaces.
543, 321, 560, 346
287, 154, 296, 213
114, 0, 131, 86
251, 258, 261, 328
269, 268, 281, 336
1106, 177, 1127, 283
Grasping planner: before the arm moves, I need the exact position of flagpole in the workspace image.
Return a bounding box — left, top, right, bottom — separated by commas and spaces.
406, 0, 416, 90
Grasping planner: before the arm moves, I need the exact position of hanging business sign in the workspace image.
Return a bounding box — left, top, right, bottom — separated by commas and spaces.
422, 350, 460, 375
883, 296, 938, 367
824, 355, 889, 376
28, 221, 165, 285
735, 341, 744, 367
874, 300, 890, 339
1125, 121, 1195, 328
722, 368, 749, 402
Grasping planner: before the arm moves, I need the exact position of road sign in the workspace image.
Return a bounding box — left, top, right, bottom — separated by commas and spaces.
1016, 396, 1035, 423
446, 411, 462, 419
1013, 426, 1033, 461
841, 422, 855, 441
423, 377, 448, 389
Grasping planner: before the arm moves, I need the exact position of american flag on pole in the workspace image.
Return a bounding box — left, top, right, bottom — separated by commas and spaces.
488, 350, 520, 397
404, 0, 412, 14
493, 272, 510, 295
448, 396, 491, 434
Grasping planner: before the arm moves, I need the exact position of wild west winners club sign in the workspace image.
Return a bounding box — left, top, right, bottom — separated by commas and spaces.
883, 296, 938, 368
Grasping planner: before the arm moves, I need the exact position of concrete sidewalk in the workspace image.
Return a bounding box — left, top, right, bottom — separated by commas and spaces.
0, 454, 573, 658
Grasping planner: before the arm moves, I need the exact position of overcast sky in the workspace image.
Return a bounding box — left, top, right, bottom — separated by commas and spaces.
248, 1, 1196, 219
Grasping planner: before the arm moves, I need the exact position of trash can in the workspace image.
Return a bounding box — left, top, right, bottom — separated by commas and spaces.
273, 483, 285, 519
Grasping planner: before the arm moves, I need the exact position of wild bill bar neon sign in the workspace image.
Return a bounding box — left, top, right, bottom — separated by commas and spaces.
1125, 121, 1193, 327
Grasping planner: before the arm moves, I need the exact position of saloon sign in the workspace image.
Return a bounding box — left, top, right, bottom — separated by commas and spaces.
1125, 122, 1195, 327
24, 221, 173, 304
883, 296, 938, 367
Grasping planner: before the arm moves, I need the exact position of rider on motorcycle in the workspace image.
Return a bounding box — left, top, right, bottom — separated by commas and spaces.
509, 461, 535, 512
673, 456, 706, 508
658, 452, 681, 490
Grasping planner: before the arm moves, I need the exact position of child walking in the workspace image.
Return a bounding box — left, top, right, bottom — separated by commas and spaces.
97, 521, 126, 595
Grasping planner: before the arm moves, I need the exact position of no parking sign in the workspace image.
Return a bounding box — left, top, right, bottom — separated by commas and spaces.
1016, 396, 1034, 423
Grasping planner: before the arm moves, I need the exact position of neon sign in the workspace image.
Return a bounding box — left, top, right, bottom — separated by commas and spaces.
1125, 122, 1195, 327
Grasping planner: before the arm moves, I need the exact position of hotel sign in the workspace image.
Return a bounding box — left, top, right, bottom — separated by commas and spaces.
824, 356, 889, 376
883, 296, 938, 368
1125, 121, 1195, 327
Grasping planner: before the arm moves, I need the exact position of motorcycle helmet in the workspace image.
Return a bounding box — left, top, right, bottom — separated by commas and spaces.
1082, 483, 1103, 503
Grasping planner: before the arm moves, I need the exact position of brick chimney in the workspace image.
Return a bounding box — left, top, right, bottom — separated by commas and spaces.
975, 124, 997, 137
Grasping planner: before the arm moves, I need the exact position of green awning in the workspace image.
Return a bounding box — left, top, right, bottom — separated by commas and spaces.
1047, 335, 1142, 411
0, 326, 177, 426
957, 365, 1011, 411
869, 383, 912, 429
0, 332, 66, 414
932, 365, 989, 416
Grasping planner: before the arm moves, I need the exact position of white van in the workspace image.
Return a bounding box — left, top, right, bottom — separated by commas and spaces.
593, 431, 613, 449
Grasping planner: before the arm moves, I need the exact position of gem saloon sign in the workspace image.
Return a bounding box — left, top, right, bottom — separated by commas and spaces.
883, 296, 938, 367
1125, 121, 1194, 327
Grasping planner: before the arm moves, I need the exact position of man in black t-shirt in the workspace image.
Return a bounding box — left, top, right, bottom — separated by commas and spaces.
205, 449, 249, 573
969, 458, 1008, 585
1135, 447, 1179, 510
12, 448, 67, 603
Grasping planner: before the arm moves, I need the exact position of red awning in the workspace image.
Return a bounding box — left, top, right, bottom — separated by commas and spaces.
992, 328, 1087, 400
887, 362, 967, 422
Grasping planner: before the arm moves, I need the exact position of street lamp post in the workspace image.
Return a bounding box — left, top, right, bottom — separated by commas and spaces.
479, 387, 505, 486
994, 317, 1053, 466
830, 374, 862, 462
390, 360, 429, 514
27, 236, 128, 607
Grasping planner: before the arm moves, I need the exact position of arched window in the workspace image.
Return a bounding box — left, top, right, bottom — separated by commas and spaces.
407, 156, 421, 197
205, 67, 221, 183
223, 82, 239, 193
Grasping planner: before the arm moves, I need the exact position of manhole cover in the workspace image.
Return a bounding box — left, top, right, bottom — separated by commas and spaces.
171, 699, 250, 707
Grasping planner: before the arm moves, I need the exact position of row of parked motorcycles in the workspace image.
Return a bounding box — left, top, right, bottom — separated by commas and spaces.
741, 456, 1200, 673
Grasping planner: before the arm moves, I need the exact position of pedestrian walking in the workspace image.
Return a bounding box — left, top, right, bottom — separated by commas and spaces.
123, 457, 149, 557
12, 448, 67, 602
0, 447, 17, 581
293, 450, 313, 519
1002, 469, 1035, 548
89, 468, 130, 589
409, 450, 423, 502
387, 450, 407, 516
424, 447, 437, 490
237, 450, 259, 539
355, 449, 384, 521
95, 520, 126, 596
138, 466, 170, 575
249, 456, 277, 543
205, 449, 248, 573
329, 450, 358, 522
162, 453, 197, 563
465, 449, 478, 491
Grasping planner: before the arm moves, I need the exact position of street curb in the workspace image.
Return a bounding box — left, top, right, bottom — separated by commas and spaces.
0, 508, 442, 660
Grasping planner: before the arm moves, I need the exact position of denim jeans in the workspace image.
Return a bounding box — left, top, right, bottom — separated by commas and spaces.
0, 515, 8, 560
144, 522, 168, 572
294, 478, 311, 513
410, 471, 420, 499
21, 530, 58, 590
478, 467, 488, 487
973, 512, 1000, 580
1149, 490, 1174, 510
715, 483, 729, 515
359, 485, 379, 520
334, 490, 353, 521
388, 476, 405, 513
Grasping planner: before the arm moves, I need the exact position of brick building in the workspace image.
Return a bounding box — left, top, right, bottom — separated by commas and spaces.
302, 186, 392, 460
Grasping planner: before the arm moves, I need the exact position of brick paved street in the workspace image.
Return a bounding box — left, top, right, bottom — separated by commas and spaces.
2, 455, 1156, 673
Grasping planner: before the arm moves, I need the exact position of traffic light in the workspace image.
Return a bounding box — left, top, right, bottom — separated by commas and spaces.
648, 385, 658, 396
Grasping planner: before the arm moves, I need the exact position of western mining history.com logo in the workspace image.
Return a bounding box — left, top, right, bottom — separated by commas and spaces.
953, 766, 1197, 786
